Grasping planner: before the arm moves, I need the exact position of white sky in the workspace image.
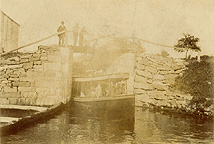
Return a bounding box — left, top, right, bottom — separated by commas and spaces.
1, 0, 214, 57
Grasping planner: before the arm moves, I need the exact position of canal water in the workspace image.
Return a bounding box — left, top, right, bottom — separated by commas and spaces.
1, 100, 213, 144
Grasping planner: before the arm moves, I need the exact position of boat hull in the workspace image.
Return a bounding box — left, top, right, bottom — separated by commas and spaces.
69, 96, 135, 119
0, 103, 65, 135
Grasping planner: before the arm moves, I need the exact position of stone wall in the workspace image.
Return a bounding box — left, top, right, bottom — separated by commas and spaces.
134, 54, 202, 114
0, 45, 73, 106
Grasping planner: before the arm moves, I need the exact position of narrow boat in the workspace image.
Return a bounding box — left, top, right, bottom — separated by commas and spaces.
0, 102, 65, 135
72, 73, 135, 102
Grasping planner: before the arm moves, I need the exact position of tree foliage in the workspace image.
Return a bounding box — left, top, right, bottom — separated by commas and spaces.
174, 33, 200, 59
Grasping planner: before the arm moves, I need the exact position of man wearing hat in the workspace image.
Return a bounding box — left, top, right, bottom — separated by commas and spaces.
57, 21, 66, 46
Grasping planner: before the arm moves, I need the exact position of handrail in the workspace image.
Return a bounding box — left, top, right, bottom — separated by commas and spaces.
1, 30, 67, 56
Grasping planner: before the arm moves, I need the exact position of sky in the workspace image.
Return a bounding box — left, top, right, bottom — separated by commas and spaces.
1, 0, 214, 57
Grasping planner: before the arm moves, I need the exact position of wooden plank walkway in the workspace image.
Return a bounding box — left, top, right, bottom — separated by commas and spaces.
0, 105, 48, 112
0, 117, 19, 123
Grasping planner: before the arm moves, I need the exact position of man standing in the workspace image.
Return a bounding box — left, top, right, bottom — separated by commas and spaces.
57, 21, 66, 46
79, 27, 87, 46
73, 23, 79, 46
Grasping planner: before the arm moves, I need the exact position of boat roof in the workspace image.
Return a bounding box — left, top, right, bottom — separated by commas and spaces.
73, 73, 129, 82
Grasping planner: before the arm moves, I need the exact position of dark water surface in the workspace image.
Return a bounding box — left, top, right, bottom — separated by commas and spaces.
1, 100, 213, 144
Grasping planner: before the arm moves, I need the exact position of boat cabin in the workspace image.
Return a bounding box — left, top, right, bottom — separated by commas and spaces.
72, 73, 130, 99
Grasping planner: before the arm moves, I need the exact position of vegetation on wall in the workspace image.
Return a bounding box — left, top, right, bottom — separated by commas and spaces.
173, 56, 214, 114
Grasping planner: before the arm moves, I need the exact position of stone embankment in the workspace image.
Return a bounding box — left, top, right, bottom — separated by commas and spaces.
134, 54, 213, 116
0, 45, 73, 106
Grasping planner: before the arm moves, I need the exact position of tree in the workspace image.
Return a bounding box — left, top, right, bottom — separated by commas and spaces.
174, 33, 200, 59
160, 50, 169, 57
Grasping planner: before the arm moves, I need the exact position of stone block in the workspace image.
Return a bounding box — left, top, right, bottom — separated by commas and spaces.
1, 80, 9, 84
20, 54, 32, 59
33, 65, 44, 71
6, 60, 20, 65
6, 69, 13, 74
134, 88, 146, 94
164, 74, 178, 81
136, 63, 145, 70
26, 69, 33, 77
44, 63, 61, 72
152, 81, 167, 91
35, 88, 43, 93
138, 58, 150, 65
20, 58, 29, 63
33, 53, 41, 58
48, 55, 61, 63
147, 79, 152, 84
25, 98, 31, 105
32, 71, 45, 77
0, 92, 20, 98
159, 70, 170, 75
30, 82, 36, 87
46, 96, 56, 105
0, 98, 9, 105
9, 74, 19, 78
135, 75, 147, 82
13, 70, 20, 75
21, 91, 37, 98
36, 97, 43, 106
136, 70, 153, 79
154, 90, 167, 100
4, 87, 18, 93
8, 98, 18, 105
45, 71, 56, 77
134, 82, 154, 90
34, 61, 42, 65
8, 57, 20, 62
18, 98, 26, 105
18, 81, 31, 87
23, 62, 33, 69
157, 65, 171, 71
19, 76, 32, 82
32, 54, 40, 61
18, 87, 36, 92
18, 68, 26, 74
12, 81, 19, 87
8, 78, 19, 81
145, 66, 157, 74
153, 74, 165, 80
135, 94, 149, 107
62, 64, 69, 73
36, 80, 61, 88
29, 98, 37, 105
146, 57, 160, 64
40, 56, 48, 61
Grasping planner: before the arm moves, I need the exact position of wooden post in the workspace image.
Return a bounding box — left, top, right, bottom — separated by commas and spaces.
65, 30, 68, 47
197, 50, 200, 62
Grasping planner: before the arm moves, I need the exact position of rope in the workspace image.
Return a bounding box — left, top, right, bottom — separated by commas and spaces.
129, 36, 199, 52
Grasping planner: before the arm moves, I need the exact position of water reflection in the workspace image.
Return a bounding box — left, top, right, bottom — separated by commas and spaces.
135, 108, 214, 143
1, 100, 213, 144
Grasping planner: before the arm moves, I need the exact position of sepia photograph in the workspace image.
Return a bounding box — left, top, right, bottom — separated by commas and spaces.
0, 0, 213, 143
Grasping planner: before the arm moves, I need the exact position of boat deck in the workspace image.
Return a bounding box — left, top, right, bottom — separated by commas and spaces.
72, 94, 134, 102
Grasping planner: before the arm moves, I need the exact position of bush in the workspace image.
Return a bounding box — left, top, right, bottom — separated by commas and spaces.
173, 56, 214, 114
